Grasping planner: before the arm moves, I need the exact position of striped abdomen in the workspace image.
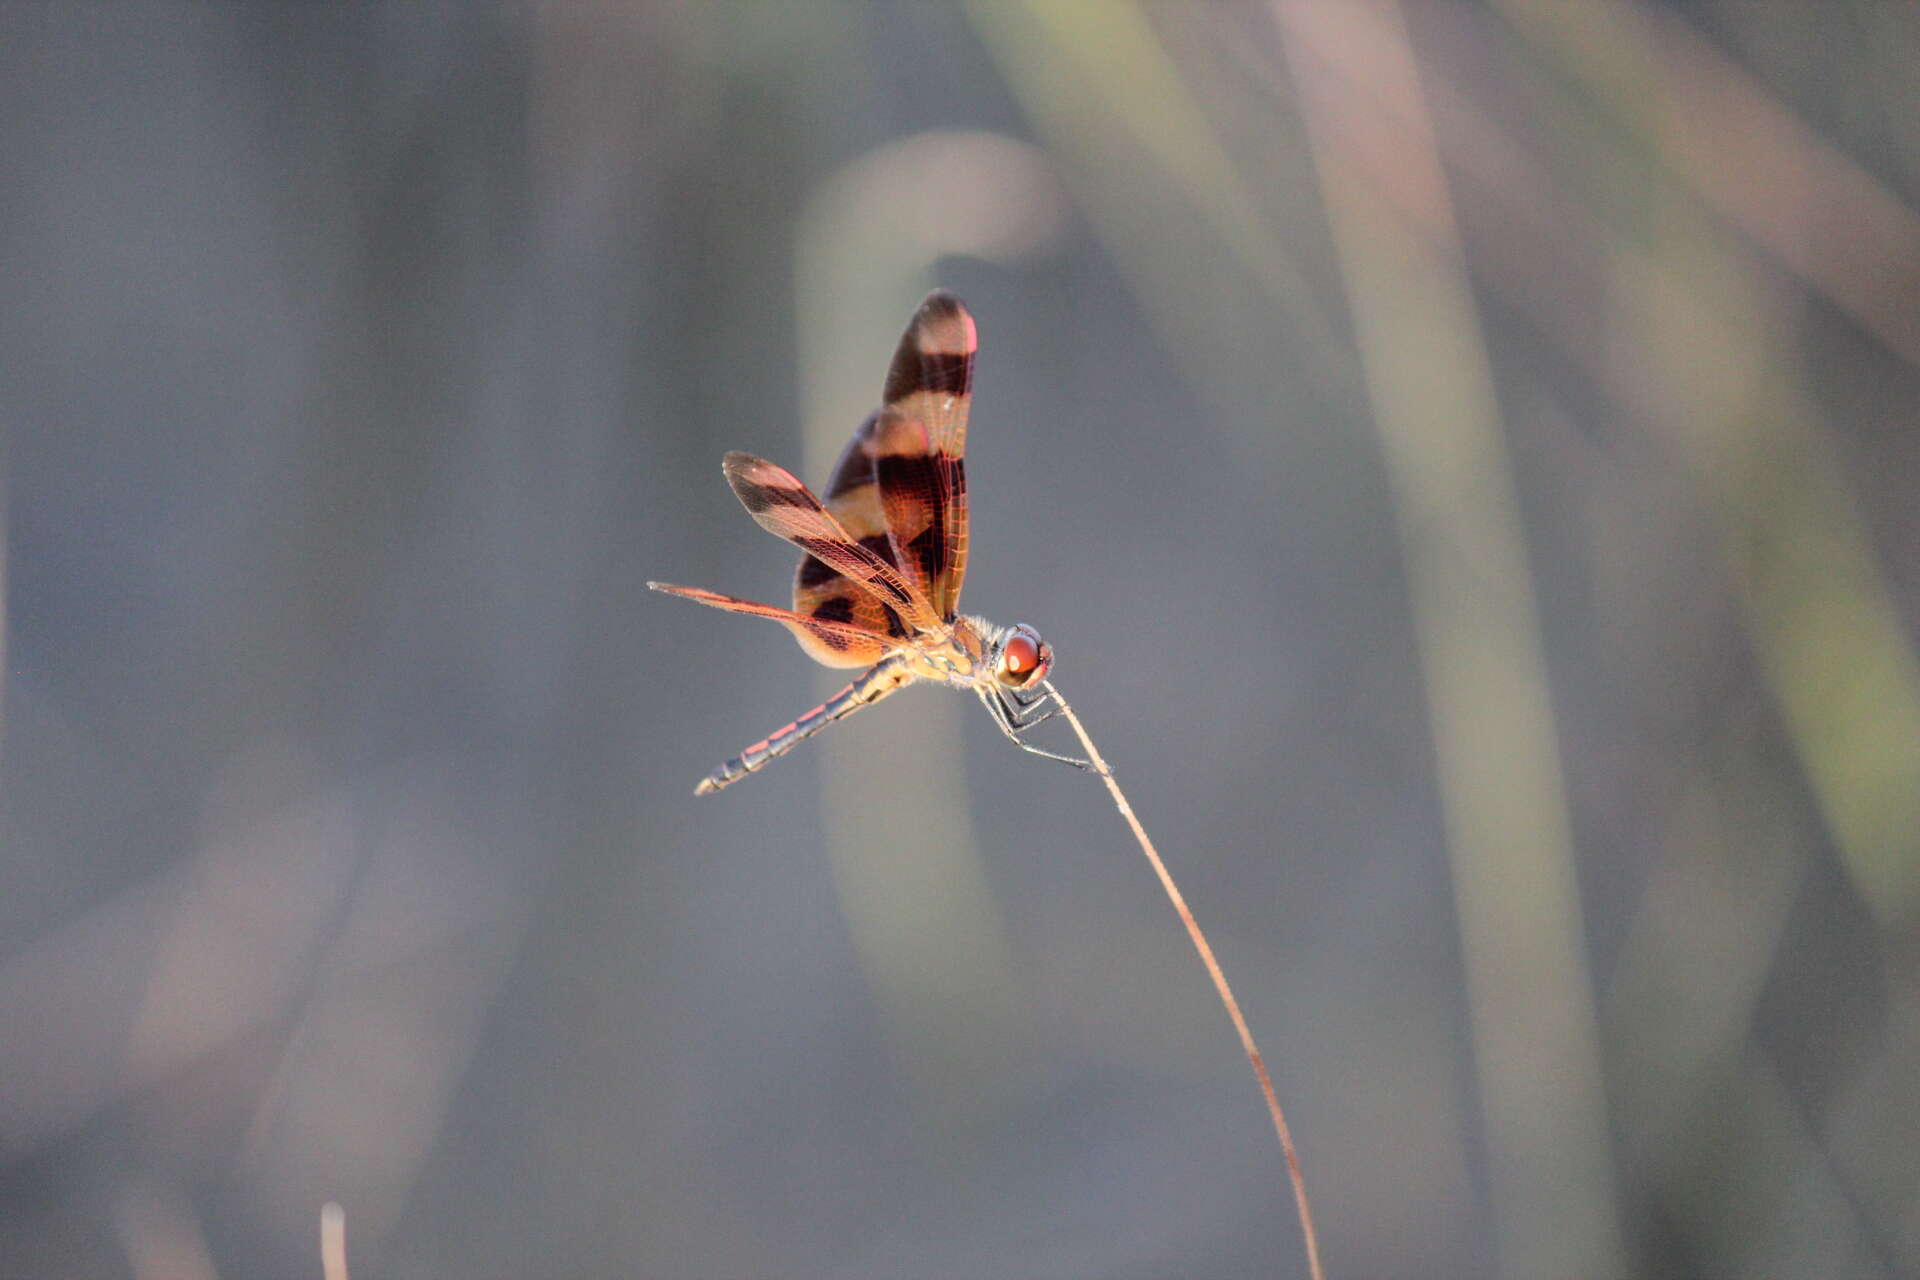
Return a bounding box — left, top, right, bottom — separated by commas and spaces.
694, 655, 911, 795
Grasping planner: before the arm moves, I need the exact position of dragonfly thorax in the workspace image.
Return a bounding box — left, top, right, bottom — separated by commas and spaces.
915, 615, 1052, 689
904, 616, 985, 683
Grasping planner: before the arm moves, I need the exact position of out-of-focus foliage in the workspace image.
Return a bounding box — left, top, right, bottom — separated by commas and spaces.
4, 3, 1918, 1277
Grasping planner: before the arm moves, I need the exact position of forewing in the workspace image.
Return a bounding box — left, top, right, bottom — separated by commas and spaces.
722, 451, 941, 633
880, 290, 974, 619
809, 408, 946, 617
647, 582, 892, 669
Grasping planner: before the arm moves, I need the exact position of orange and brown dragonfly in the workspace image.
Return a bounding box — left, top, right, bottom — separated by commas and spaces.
650, 291, 1088, 795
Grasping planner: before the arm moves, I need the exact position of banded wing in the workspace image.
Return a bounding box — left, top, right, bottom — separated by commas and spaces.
799, 408, 943, 628
723, 451, 942, 662
645, 582, 892, 669
883, 290, 974, 619
800, 291, 975, 625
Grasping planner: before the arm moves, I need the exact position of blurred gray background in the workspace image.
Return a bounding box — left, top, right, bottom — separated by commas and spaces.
6, 3, 1920, 1277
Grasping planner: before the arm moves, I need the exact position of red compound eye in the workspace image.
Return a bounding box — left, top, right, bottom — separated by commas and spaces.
998, 627, 1050, 685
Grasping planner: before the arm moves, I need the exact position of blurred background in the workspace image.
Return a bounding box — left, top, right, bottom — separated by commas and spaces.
5, 2, 1919, 1277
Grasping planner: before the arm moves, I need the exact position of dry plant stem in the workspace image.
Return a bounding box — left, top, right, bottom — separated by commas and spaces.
320, 1203, 349, 1280
1042, 680, 1325, 1280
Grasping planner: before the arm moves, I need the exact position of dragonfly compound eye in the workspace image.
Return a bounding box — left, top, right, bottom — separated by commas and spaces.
998, 626, 1050, 686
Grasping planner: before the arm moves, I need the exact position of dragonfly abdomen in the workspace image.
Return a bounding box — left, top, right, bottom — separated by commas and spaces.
694, 654, 912, 795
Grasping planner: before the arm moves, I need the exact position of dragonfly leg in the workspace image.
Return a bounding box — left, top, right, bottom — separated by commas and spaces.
980, 687, 1094, 771
1007, 691, 1061, 731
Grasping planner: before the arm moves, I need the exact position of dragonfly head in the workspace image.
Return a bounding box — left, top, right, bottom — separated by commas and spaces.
991, 623, 1053, 690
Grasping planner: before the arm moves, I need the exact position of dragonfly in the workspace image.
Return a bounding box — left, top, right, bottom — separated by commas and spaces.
650, 290, 1090, 795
